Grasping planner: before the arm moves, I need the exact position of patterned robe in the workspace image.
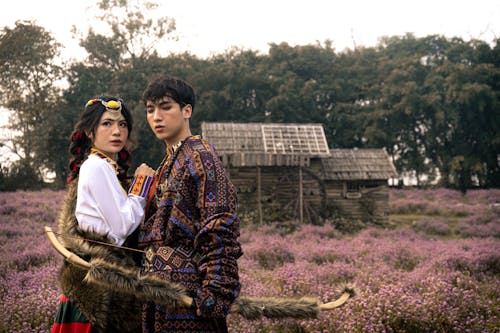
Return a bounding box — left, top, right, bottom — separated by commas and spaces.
138, 136, 243, 333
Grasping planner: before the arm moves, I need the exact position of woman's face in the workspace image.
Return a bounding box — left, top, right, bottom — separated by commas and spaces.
91, 111, 129, 158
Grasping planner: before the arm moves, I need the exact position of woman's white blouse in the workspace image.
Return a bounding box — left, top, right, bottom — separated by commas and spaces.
76, 154, 152, 245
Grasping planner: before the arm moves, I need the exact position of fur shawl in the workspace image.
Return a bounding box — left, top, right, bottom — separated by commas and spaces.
55, 181, 325, 329
57, 181, 142, 332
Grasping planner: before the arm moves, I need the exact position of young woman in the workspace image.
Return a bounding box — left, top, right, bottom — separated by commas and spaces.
51, 96, 155, 333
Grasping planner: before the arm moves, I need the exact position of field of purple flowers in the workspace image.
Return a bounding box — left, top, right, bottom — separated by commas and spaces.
1, 188, 499, 332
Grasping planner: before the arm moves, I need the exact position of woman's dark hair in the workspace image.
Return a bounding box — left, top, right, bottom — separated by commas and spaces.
141, 74, 196, 111
67, 96, 133, 185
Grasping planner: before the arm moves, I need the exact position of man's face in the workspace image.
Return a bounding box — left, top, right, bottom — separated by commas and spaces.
145, 96, 192, 144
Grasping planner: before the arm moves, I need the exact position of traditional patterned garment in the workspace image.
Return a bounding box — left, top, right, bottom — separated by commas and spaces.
51, 294, 94, 333
51, 150, 153, 333
138, 135, 243, 333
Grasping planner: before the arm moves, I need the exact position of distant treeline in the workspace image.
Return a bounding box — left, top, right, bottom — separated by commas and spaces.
0, 1, 498, 191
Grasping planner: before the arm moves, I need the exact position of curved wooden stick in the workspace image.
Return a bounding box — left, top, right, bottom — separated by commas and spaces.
319, 292, 351, 310
45, 226, 193, 307
45, 226, 91, 269
45, 226, 353, 314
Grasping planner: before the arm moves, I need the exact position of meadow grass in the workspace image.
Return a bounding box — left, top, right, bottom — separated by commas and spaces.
0, 188, 499, 332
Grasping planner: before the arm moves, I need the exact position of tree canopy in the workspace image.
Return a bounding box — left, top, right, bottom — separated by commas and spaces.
0, 20, 63, 189
0, 1, 498, 191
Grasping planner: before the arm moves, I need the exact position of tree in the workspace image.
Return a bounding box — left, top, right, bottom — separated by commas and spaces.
57, 15, 500, 190
361, 34, 499, 188
192, 48, 272, 127
61, 0, 180, 175
77, 0, 177, 70
437, 46, 500, 189
264, 42, 338, 125
0, 21, 63, 188
329, 46, 381, 149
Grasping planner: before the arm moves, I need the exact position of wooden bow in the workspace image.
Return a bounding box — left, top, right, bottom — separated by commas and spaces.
45, 226, 354, 317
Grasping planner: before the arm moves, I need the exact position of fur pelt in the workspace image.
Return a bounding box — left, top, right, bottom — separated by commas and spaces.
85, 259, 322, 319
57, 181, 144, 333
86, 257, 188, 309
56, 181, 350, 326
233, 296, 320, 319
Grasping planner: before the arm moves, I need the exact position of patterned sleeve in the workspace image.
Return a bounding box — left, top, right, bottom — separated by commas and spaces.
190, 148, 243, 318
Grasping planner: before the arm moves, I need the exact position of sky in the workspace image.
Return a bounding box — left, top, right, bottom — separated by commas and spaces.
0, 0, 498, 61
0, 0, 499, 169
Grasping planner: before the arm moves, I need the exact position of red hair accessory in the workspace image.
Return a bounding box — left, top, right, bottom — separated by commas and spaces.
85, 99, 101, 107
119, 151, 127, 160
73, 130, 84, 141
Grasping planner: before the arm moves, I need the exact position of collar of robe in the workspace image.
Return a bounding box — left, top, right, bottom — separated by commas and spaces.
90, 147, 119, 175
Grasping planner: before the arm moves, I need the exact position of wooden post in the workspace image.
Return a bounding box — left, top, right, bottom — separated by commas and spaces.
257, 166, 263, 225
299, 166, 303, 223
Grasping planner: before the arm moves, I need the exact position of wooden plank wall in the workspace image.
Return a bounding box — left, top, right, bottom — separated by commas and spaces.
226, 166, 390, 224
227, 166, 324, 222
324, 181, 390, 223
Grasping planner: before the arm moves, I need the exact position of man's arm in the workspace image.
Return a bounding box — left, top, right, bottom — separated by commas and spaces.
190, 149, 243, 317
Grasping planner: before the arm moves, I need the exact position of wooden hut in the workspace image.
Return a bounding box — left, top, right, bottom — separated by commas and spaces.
201, 122, 397, 225
316, 149, 398, 224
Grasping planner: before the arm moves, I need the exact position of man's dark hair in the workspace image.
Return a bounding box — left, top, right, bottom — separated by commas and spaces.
142, 75, 196, 111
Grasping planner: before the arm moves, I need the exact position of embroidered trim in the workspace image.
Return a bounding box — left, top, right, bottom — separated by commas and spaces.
165, 135, 199, 156
129, 174, 153, 198
90, 148, 118, 174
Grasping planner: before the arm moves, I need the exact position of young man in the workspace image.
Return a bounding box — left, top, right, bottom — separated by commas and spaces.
138, 75, 242, 333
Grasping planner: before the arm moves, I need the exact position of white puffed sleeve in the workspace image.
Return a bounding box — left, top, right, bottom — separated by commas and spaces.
76, 155, 153, 245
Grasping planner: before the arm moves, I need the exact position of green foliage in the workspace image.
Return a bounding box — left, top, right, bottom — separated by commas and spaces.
1, 10, 498, 190
360, 34, 499, 188
78, 0, 176, 69
0, 21, 63, 189
0, 160, 45, 191
0, 21, 61, 101
61, 0, 181, 170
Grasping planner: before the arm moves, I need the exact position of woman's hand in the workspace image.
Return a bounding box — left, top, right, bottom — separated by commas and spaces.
135, 163, 155, 177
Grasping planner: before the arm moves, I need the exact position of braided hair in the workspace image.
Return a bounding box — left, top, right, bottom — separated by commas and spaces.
67, 96, 133, 185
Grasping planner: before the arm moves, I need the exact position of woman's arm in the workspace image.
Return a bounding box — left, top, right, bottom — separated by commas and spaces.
76, 156, 153, 245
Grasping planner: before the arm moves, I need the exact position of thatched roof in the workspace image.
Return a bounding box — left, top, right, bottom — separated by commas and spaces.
320, 149, 398, 180
201, 122, 330, 157
202, 123, 398, 177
